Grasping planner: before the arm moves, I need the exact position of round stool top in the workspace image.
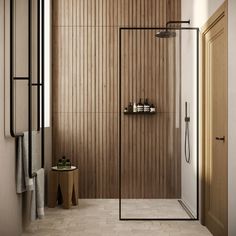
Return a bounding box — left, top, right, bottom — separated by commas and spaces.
51, 166, 77, 171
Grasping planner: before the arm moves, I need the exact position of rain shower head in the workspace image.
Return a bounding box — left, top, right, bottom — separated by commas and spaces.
155, 20, 190, 39
155, 30, 176, 38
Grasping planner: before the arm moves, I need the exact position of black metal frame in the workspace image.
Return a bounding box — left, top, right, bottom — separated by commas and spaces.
10, 0, 45, 178
119, 27, 199, 221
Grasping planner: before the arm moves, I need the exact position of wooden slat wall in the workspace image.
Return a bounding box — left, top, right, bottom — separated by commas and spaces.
121, 30, 181, 198
52, 0, 181, 198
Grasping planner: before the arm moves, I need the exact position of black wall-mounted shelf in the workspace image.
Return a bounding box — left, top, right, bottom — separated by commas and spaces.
124, 111, 156, 115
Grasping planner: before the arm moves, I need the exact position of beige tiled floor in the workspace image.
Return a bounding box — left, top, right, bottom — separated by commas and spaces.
23, 199, 212, 236
121, 199, 190, 219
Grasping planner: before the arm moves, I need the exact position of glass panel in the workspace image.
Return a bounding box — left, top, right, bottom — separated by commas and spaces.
31, 0, 42, 173
120, 28, 198, 219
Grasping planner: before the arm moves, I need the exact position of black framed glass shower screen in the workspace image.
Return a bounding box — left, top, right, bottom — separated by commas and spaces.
119, 27, 199, 220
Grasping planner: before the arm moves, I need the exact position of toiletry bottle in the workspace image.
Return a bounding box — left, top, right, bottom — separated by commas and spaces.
57, 159, 63, 169
133, 102, 137, 112
62, 156, 66, 167
144, 98, 150, 112
150, 104, 156, 113
66, 159, 71, 168
137, 98, 144, 112
128, 102, 133, 112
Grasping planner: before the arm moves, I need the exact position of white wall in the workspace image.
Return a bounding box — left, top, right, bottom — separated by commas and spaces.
182, 0, 236, 235
228, 0, 236, 235
180, 28, 198, 216
0, 0, 22, 235
44, 0, 51, 128
191, 0, 225, 26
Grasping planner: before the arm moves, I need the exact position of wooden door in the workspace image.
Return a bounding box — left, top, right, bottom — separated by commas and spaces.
202, 2, 228, 236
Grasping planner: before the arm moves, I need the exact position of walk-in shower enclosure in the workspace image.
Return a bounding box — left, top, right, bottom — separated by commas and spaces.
119, 27, 199, 220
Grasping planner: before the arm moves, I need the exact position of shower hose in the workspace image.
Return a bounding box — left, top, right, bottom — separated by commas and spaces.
185, 102, 191, 163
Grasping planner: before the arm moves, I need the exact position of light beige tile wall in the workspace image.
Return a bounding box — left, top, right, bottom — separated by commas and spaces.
0, 0, 22, 235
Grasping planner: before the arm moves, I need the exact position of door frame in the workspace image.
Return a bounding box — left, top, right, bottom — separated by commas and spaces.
200, 0, 228, 226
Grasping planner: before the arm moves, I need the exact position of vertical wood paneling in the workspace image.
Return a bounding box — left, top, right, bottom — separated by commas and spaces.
52, 0, 181, 198
120, 29, 181, 198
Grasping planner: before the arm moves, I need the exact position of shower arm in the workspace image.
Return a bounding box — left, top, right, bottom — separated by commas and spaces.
166, 20, 190, 28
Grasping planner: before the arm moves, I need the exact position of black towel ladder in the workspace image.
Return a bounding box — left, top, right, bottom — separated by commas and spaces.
10, 0, 45, 178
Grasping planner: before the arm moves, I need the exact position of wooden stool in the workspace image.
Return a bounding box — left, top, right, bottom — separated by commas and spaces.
48, 167, 79, 209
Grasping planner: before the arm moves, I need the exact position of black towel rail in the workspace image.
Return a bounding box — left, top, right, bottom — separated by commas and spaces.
10, 0, 45, 178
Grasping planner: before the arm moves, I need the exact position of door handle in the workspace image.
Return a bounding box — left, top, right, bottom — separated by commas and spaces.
215, 136, 225, 142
